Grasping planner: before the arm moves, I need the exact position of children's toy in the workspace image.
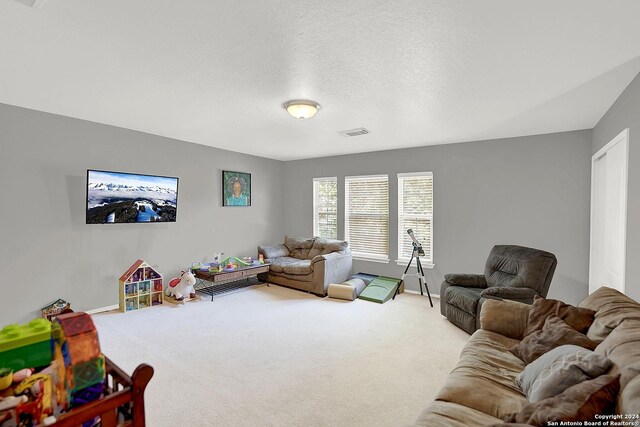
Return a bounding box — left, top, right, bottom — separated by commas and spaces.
0, 318, 52, 371
52, 312, 104, 411
12, 368, 33, 383
165, 270, 197, 302
358, 276, 402, 304
220, 256, 253, 271
41, 299, 72, 322
0, 395, 27, 412
0, 368, 12, 391
213, 252, 224, 265
327, 278, 368, 301
118, 259, 164, 312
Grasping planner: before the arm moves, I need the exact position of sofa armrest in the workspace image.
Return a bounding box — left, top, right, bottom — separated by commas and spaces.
444, 273, 487, 288
311, 250, 350, 264
480, 299, 531, 340
312, 250, 353, 294
257, 244, 290, 259
480, 286, 538, 303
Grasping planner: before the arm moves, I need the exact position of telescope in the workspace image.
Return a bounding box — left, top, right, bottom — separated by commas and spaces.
398, 229, 433, 307
407, 229, 425, 256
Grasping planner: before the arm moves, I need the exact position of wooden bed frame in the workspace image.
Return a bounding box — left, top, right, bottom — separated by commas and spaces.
49, 356, 154, 427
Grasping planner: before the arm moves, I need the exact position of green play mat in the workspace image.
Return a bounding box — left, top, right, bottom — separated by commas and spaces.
358, 276, 402, 304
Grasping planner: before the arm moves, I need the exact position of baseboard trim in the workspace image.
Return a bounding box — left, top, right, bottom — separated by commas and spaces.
403, 289, 440, 299
86, 304, 119, 315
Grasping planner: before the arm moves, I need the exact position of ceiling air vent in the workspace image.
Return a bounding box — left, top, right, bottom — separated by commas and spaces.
338, 127, 370, 137
16, 0, 46, 7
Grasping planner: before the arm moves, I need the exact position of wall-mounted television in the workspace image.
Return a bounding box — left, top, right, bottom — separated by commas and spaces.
86, 170, 179, 224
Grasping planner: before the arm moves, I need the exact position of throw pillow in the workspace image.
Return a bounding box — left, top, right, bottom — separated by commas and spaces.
524, 295, 596, 337
510, 315, 598, 364
307, 238, 348, 258
504, 373, 620, 426
283, 236, 315, 259
516, 344, 612, 402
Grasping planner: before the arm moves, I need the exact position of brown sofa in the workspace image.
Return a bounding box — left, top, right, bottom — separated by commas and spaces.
257, 236, 352, 296
414, 286, 640, 426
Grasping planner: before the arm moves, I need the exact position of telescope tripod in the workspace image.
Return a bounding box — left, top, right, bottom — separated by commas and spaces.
394, 244, 433, 307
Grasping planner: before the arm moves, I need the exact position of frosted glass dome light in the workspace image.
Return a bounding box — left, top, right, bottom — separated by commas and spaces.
283, 99, 320, 119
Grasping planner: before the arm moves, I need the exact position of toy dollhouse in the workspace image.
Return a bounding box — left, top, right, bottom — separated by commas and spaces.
118, 260, 164, 312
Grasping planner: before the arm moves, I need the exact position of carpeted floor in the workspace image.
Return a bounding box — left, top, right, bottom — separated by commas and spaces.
93, 284, 469, 427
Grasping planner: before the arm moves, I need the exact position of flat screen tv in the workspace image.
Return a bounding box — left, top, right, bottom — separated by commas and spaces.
86, 170, 179, 224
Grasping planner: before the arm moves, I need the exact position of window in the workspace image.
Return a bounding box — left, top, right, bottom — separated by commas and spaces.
313, 177, 338, 239
345, 174, 389, 261
397, 172, 433, 266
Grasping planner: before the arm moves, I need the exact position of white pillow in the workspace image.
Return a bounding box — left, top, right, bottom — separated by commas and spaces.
516, 344, 611, 402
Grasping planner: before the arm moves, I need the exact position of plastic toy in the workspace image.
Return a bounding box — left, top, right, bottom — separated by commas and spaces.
221, 256, 252, 268
165, 270, 196, 301
213, 252, 224, 264
0, 318, 52, 371
0, 368, 12, 391
41, 299, 72, 322
12, 368, 33, 383
0, 395, 27, 412
52, 312, 104, 410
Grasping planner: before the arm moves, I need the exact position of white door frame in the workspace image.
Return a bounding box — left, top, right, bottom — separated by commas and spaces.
589, 128, 629, 294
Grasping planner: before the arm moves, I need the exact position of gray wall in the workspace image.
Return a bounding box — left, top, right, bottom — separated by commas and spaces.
283, 130, 593, 304
592, 71, 640, 302
0, 103, 285, 324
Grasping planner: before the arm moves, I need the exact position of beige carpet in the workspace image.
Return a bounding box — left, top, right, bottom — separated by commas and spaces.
92, 285, 469, 427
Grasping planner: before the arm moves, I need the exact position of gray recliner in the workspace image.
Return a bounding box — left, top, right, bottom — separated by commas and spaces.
440, 245, 557, 334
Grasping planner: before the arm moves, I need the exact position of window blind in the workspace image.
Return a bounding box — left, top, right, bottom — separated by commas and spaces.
345, 175, 389, 260
398, 172, 433, 262
313, 177, 338, 239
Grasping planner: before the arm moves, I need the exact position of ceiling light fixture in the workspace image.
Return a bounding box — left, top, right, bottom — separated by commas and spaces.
283, 99, 320, 119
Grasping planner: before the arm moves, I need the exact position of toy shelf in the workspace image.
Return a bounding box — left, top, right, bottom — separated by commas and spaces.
119, 260, 163, 312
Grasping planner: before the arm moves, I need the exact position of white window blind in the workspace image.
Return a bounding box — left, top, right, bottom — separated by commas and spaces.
345, 174, 389, 261
398, 172, 433, 264
313, 177, 338, 239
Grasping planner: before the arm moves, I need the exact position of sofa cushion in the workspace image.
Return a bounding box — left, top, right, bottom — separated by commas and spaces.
618, 373, 640, 416
435, 330, 527, 419
594, 319, 640, 390
307, 237, 349, 258
480, 299, 531, 340
257, 243, 290, 260
510, 315, 598, 364
269, 257, 310, 274
516, 344, 611, 402
578, 286, 640, 342
446, 286, 482, 315
282, 259, 313, 275
284, 236, 315, 259
504, 373, 620, 425
524, 295, 595, 337
414, 401, 503, 427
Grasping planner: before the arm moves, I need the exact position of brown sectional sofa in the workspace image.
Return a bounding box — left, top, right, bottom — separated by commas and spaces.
414, 286, 640, 426
257, 236, 352, 296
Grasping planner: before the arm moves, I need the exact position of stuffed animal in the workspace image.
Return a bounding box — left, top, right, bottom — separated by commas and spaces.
165, 270, 197, 300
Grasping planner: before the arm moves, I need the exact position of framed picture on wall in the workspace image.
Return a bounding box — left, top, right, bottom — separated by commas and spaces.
222, 170, 251, 207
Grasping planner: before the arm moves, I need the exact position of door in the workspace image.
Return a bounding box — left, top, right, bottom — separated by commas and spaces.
589, 128, 629, 294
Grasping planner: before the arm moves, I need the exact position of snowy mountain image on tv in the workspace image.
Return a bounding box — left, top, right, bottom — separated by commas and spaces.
86, 170, 178, 224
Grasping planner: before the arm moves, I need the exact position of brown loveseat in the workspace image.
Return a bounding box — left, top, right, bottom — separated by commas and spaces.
257, 236, 352, 296
414, 286, 640, 426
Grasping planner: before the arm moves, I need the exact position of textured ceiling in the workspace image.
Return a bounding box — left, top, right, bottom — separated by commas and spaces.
1, 1, 640, 161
